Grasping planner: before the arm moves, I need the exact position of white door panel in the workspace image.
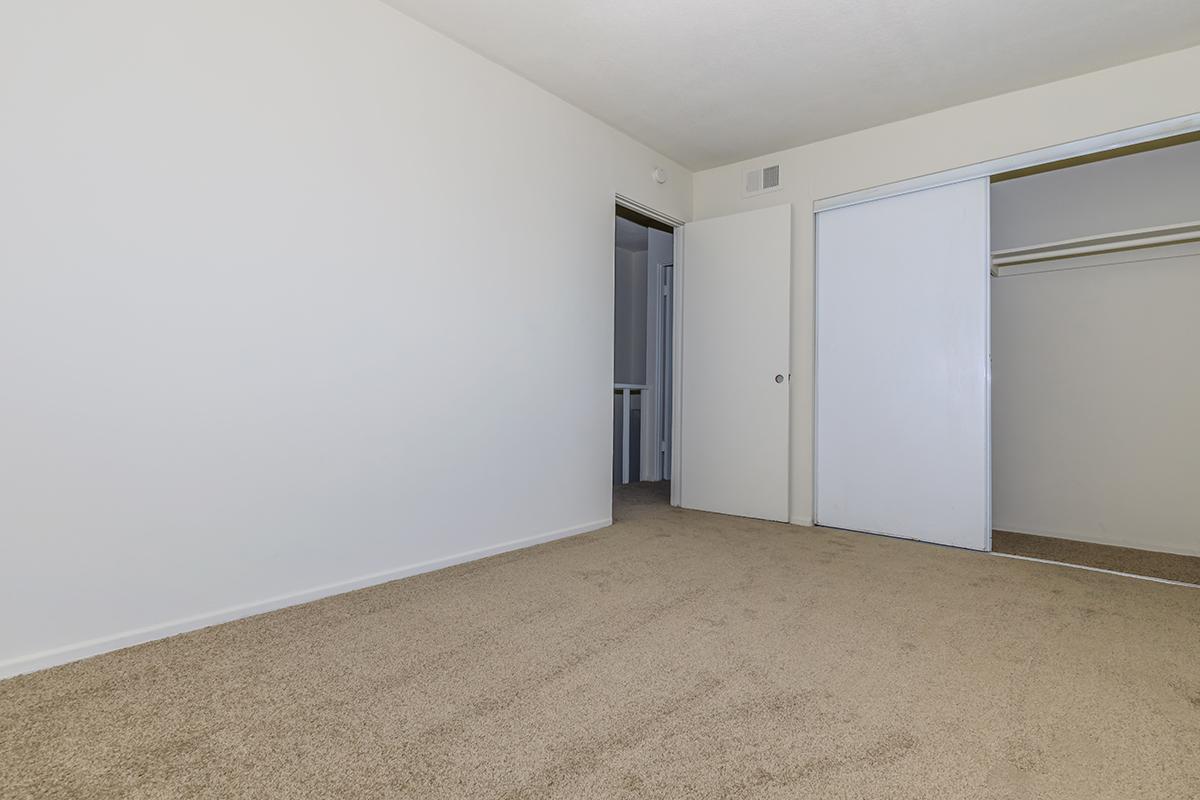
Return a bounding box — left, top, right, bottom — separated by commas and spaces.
815, 179, 990, 550
680, 204, 791, 522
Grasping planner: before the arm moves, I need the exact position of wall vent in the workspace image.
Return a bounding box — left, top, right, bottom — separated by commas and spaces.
744, 164, 782, 197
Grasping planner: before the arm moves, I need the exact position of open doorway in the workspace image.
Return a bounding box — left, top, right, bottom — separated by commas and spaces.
613, 203, 674, 513
614, 197, 792, 523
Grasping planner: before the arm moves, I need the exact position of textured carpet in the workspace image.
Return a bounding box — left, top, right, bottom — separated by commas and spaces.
993, 530, 1200, 585
3, 484, 1200, 799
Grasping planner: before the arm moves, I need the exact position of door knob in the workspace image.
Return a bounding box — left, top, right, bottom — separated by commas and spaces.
775, 374, 784, 383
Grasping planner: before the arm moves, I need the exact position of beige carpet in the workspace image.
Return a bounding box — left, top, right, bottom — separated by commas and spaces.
3, 484, 1200, 799
993, 530, 1200, 585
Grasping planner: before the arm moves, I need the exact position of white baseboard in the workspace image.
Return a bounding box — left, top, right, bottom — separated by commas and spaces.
994, 525, 1200, 557
0, 517, 611, 681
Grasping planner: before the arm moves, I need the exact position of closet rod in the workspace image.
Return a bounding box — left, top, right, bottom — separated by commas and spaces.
991, 220, 1200, 275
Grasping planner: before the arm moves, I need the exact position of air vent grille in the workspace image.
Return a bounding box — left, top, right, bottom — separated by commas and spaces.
745, 170, 762, 194
762, 165, 780, 189
744, 164, 782, 197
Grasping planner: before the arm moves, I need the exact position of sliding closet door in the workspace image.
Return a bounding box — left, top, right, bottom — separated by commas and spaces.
815, 179, 990, 550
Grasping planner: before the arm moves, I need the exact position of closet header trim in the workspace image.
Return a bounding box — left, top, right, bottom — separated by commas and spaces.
813, 113, 1200, 214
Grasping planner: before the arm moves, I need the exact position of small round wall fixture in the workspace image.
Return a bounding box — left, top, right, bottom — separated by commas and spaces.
652, 167, 667, 184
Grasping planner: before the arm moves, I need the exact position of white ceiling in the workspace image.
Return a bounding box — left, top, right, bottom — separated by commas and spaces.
381, 0, 1200, 170
615, 217, 648, 251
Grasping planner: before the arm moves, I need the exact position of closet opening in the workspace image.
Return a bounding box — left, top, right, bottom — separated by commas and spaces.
812, 115, 1200, 576
989, 133, 1200, 585
613, 203, 675, 515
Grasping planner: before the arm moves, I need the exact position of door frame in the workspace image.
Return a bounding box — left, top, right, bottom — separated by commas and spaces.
615, 194, 686, 507
642, 228, 675, 484
811, 111, 1200, 545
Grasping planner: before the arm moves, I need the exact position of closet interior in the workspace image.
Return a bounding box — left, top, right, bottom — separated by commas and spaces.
988, 133, 1200, 583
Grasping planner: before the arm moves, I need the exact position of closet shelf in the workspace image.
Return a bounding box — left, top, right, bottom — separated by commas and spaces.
991, 219, 1200, 276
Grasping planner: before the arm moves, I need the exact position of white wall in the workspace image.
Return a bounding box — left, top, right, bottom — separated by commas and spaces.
0, 0, 690, 677
991, 142, 1200, 555
693, 45, 1200, 525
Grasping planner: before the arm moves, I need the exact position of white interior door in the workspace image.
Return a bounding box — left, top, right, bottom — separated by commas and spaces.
679, 204, 791, 522
815, 179, 990, 550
